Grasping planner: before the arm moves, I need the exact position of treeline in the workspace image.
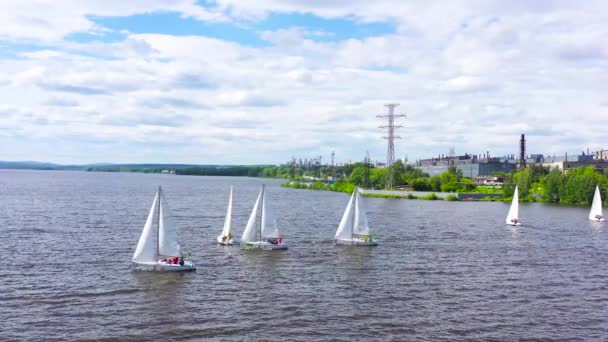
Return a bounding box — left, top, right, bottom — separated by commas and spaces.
298, 160, 607, 205
86, 165, 293, 178
177, 166, 292, 178
504, 165, 608, 204
347, 160, 478, 192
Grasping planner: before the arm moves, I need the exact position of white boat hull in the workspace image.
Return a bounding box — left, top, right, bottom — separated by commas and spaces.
217, 235, 235, 245
132, 261, 196, 272
242, 241, 288, 250
336, 239, 378, 246
507, 222, 522, 226
590, 218, 605, 222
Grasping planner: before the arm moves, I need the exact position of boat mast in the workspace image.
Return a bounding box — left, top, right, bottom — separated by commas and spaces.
351, 188, 356, 239
157, 186, 161, 258
257, 185, 264, 241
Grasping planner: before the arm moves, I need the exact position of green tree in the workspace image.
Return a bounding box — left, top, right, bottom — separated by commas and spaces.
370, 168, 387, 189
429, 175, 442, 191
543, 168, 563, 202
348, 165, 368, 187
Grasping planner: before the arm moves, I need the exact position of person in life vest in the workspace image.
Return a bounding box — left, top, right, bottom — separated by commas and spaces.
511, 218, 519, 224
173, 256, 179, 264
179, 256, 184, 266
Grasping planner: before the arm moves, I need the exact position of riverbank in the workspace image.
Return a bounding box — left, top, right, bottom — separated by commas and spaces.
281, 181, 481, 201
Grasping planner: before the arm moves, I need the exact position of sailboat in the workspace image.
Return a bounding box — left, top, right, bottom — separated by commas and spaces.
505, 185, 521, 226
132, 187, 196, 271
589, 185, 604, 222
217, 186, 236, 245
241, 185, 287, 250
335, 187, 378, 246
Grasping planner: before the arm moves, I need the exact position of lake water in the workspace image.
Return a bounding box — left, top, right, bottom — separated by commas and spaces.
1, 170, 607, 341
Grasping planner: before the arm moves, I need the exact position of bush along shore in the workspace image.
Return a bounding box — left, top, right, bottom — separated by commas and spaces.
281, 163, 608, 205
281, 181, 455, 201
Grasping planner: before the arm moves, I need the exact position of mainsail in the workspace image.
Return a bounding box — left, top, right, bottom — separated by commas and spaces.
589, 185, 604, 221
221, 186, 233, 237
132, 191, 159, 263
158, 189, 181, 257
505, 186, 520, 225
335, 189, 356, 240
242, 187, 263, 243
353, 188, 370, 236
261, 187, 280, 239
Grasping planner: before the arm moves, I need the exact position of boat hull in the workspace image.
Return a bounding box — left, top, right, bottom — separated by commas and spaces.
506, 222, 522, 226
217, 236, 236, 245
335, 239, 378, 246
242, 241, 288, 250
132, 261, 196, 272
589, 218, 605, 222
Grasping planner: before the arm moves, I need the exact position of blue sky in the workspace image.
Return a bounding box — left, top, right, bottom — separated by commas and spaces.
0, 1, 607, 164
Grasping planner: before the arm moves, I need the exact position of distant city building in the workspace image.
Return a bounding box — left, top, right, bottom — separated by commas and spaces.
415, 149, 608, 177
473, 176, 505, 186
542, 152, 608, 173
415, 154, 516, 177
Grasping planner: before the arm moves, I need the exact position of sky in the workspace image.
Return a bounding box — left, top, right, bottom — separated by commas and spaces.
0, 0, 607, 165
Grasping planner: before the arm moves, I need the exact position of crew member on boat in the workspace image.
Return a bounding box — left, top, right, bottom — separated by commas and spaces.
267, 237, 283, 245
511, 218, 519, 224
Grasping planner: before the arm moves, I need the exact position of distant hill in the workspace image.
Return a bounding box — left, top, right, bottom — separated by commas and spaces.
0, 161, 291, 179
0, 161, 277, 171
0, 161, 64, 170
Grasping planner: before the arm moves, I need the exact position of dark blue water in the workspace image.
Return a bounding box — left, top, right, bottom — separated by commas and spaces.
1, 170, 607, 341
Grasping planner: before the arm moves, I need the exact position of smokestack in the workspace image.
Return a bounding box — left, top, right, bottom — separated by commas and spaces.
520, 134, 526, 169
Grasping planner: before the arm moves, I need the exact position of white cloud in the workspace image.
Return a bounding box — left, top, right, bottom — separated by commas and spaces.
0, 1, 607, 164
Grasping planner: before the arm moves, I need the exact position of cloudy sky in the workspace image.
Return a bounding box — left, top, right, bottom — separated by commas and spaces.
1, 0, 607, 165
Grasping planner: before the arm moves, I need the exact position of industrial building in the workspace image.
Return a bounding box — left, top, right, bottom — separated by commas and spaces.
414, 154, 516, 177
414, 151, 608, 177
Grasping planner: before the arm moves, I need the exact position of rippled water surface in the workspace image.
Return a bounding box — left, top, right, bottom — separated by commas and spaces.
1, 170, 607, 341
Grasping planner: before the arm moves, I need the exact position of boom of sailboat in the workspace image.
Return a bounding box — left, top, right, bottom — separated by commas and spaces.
132, 184, 604, 272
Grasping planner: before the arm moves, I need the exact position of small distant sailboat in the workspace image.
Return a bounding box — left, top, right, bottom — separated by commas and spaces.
506, 185, 521, 226
217, 186, 236, 245
589, 185, 604, 222
132, 187, 195, 271
241, 185, 287, 250
335, 187, 378, 246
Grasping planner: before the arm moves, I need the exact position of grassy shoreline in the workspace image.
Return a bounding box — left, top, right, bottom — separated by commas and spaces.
281, 181, 465, 201
280, 181, 570, 204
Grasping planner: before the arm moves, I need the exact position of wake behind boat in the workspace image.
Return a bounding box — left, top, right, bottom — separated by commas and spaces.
217, 186, 237, 245
241, 185, 287, 250
506, 185, 521, 226
589, 185, 604, 222
335, 187, 378, 246
132, 187, 195, 272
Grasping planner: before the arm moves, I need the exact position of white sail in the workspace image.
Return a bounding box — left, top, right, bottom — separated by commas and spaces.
335, 190, 356, 240
353, 188, 370, 235
242, 187, 263, 243
221, 186, 233, 237
158, 190, 181, 257
261, 187, 280, 238
132, 191, 159, 263
505, 186, 520, 225
589, 185, 604, 221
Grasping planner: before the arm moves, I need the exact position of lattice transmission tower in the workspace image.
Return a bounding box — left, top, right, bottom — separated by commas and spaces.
378, 104, 406, 189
